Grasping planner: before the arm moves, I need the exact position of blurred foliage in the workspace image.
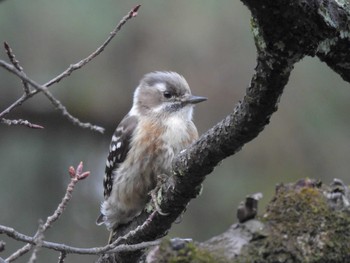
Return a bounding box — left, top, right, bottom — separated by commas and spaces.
0, 1, 349, 262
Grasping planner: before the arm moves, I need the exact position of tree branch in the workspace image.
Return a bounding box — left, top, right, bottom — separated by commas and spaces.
27, 221, 44, 263
317, 37, 350, 83
3, 1, 350, 262
0, 60, 105, 133
0, 161, 161, 260
5, 162, 90, 262
0, 224, 160, 256
44, 4, 141, 87
101, 0, 350, 262
1, 118, 44, 129
3, 41, 30, 94
57, 252, 66, 263
0, 4, 141, 132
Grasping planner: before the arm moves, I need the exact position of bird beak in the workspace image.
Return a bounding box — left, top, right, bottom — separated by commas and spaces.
185, 95, 207, 104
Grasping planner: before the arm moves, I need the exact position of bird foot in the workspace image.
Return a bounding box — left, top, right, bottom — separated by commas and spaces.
149, 174, 170, 216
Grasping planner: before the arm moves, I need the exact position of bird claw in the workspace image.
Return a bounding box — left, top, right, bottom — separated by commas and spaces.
150, 189, 169, 216
149, 174, 170, 216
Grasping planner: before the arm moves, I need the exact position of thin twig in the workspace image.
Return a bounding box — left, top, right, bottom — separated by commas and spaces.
0, 241, 5, 252
6, 240, 29, 261
0, 5, 141, 132
57, 251, 66, 263
0, 225, 160, 255
3, 41, 30, 94
0, 61, 104, 133
0, 93, 29, 118
1, 118, 44, 129
27, 221, 44, 263
42, 162, 89, 231
5, 162, 90, 262
44, 4, 141, 87
109, 211, 158, 249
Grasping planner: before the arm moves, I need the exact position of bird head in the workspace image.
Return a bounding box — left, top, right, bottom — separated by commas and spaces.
132, 71, 207, 120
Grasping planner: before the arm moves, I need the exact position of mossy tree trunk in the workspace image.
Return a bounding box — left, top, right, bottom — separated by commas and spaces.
147, 179, 350, 263
99, 0, 350, 262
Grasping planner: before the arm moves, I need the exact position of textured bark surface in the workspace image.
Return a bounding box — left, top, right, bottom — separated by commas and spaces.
145, 179, 350, 263
317, 38, 350, 82
233, 179, 350, 263
99, 0, 350, 262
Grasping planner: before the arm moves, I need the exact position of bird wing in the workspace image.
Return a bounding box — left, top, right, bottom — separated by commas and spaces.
103, 114, 138, 199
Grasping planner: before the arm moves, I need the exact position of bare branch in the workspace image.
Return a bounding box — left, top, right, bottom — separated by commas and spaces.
0, 224, 160, 255
1, 118, 44, 129
102, 1, 350, 262
27, 222, 44, 263
0, 5, 141, 132
57, 252, 66, 263
5, 162, 90, 262
0, 93, 29, 119
43, 162, 89, 230
0, 61, 104, 133
3, 42, 30, 94
44, 4, 141, 87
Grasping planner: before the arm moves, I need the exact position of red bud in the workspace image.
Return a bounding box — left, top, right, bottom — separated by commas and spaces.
68, 166, 75, 177
77, 171, 90, 180
131, 5, 141, 17
76, 161, 83, 175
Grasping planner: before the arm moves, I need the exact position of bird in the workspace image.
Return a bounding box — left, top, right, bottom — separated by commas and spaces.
96, 71, 207, 241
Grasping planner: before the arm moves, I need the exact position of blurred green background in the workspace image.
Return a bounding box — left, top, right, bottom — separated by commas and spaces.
1, 1, 350, 262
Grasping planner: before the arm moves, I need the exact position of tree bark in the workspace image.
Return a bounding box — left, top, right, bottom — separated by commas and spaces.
146, 179, 350, 263
99, 0, 350, 261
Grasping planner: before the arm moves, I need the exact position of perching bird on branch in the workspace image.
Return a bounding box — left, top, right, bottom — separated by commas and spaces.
96, 71, 206, 242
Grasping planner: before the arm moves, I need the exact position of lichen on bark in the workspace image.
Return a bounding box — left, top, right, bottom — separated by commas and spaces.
235, 180, 350, 263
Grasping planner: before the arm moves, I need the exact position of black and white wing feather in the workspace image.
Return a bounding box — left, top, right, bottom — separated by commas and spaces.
96, 114, 138, 225
103, 114, 138, 198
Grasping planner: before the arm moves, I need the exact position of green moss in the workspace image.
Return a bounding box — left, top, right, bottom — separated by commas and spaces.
236, 184, 350, 262
156, 239, 221, 263
170, 243, 216, 263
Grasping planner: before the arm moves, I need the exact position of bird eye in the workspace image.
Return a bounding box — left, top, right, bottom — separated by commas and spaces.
163, 91, 172, 99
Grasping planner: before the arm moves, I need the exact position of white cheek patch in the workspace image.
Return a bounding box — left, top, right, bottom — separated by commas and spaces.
130, 87, 141, 116
154, 83, 167, 92
152, 104, 166, 114
181, 105, 193, 121
129, 105, 139, 116
133, 86, 140, 104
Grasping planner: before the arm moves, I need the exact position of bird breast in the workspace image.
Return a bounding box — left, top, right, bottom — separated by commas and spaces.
121, 115, 198, 184
102, 115, 198, 229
